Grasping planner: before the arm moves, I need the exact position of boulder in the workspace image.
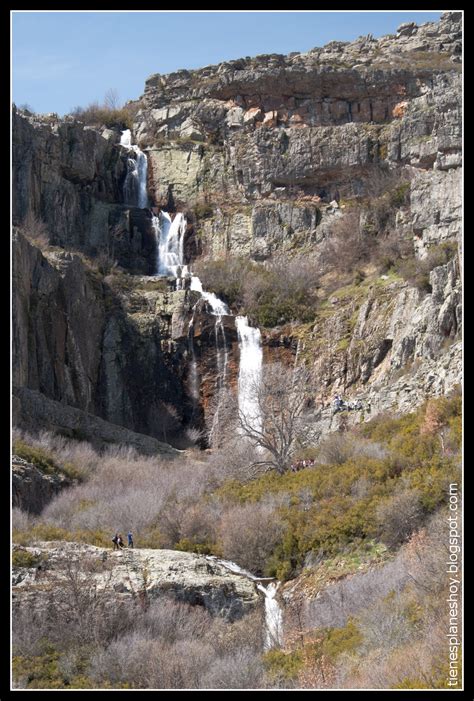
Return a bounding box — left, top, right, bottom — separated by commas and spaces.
12, 541, 260, 621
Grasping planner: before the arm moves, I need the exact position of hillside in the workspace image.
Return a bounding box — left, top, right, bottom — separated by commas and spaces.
11, 12, 462, 691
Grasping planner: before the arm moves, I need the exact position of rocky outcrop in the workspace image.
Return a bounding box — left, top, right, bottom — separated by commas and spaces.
12, 231, 237, 445
12, 541, 259, 621
12, 387, 181, 457
133, 13, 461, 263
12, 456, 72, 514
12, 230, 106, 414
273, 255, 461, 439
12, 108, 155, 273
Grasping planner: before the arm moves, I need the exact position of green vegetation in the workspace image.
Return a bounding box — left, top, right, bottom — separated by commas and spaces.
12, 548, 43, 568
216, 394, 461, 579
263, 648, 304, 681
318, 618, 363, 662
396, 241, 458, 292
13, 440, 83, 482
13, 643, 130, 689
194, 254, 319, 327
70, 98, 140, 130
12, 524, 111, 548
193, 201, 214, 220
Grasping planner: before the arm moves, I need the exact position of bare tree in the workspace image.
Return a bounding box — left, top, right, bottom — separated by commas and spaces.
238, 363, 314, 475
104, 88, 120, 111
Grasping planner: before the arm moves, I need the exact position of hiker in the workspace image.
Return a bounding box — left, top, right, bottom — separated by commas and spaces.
112, 533, 120, 550
117, 534, 125, 549
127, 531, 134, 548
334, 394, 343, 410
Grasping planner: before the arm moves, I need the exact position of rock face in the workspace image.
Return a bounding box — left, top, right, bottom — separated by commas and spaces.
11, 12, 462, 449
12, 108, 155, 274
12, 456, 72, 514
12, 230, 237, 445
12, 541, 259, 621
296, 256, 462, 414
134, 12, 461, 262
12, 230, 191, 445
12, 387, 181, 457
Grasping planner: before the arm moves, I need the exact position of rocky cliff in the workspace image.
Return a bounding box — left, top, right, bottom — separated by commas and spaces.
12, 108, 155, 273
133, 10, 462, 421
135, 12, 461, 259
12, 12, 462, 450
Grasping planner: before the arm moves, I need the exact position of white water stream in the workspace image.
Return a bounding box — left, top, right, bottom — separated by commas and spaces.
119, 129, 263, 445
152, 211, 189, 280
206, 556, 283, 649
120, 129, 148, 208
235, 316, 263, 436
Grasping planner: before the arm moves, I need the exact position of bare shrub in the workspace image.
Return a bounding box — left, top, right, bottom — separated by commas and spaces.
184, 426, 206, 446
104, 88, 120, 111
320, 209, 374, 274
356, 595, 414, 654
200, 647, 265, 689
376, 489, 424, 548
374, 231, 413, 273
318, 433, 355, 465
194, 253, 319, 326
206, 436, 261, 482
12, 608, 50, 657
70, 95, 140, 130
193, 256, 250, 309
219, 502, 284, 575
86, 600, 265, 689
12, 507, 33, 532
178, 501, 221, 551
404, 508, 456, 598
25, 433, 213, 544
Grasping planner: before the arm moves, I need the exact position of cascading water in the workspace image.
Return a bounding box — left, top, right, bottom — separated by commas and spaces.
148, 210, 263, 447
187, 314, 200, 408
190, 276, 229, 317
120, 129, 148, 209
190, 276, 230, 446
206, 556, 283, 649
257, 581, 284, 650
151, 211, 189, 289
235, 316, 263, 435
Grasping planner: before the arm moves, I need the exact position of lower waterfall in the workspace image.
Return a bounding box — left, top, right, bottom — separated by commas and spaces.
206, 556, 283, 649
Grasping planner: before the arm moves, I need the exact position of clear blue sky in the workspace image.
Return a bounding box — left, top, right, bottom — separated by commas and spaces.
12, 11, 443, 116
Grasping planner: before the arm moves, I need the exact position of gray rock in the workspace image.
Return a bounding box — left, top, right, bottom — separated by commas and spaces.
12, 457, 72, 514
12, 541, 260, 621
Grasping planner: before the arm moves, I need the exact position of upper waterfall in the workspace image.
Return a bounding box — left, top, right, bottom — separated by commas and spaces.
120, 129, 148, 209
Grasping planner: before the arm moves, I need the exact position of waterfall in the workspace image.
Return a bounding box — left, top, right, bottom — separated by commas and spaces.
187, 311, 200, 409
190, 276, 230, 446
206, 556, 283, 649
152, 211, 188, 281
120, 129, 148, 209
190, 276, 229, 316
257, 582, 284, 650
235, 316, 263, 435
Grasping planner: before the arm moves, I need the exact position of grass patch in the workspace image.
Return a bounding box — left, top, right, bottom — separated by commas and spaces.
12, 525, 111, 548
12, 548, 44, 569
12, 440, 83, 482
